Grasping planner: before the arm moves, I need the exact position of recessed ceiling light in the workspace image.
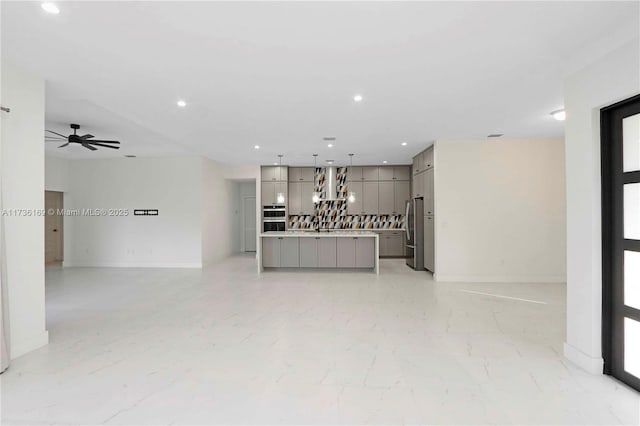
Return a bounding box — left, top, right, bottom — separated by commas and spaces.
326, 160, 334, 164
551, 109, 566, 121
383, 160, 388, 164
401, 142, 408, 146
254, 145, 260, 150
41, 2, 60, 14
353, 94, 363, 102
273, 162, 278, 165
327, 143, 333, 148
177, 100, 187, 108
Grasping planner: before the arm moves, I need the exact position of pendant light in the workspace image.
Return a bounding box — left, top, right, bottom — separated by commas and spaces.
312, 154, 320, 204
348, 154, 356, 203
276, 155, 285, 204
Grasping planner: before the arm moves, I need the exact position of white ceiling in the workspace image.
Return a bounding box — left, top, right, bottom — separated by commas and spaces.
2, 1, 638, 165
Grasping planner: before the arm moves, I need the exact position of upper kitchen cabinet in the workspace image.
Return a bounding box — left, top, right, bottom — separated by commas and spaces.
347, 166, 363, 181
379, 166, 411, 181
378, 181, 394, 214
412, 171, 425, 199
362, 166, 379, 181
393, 166, 411, 181
413, 152, 424, 175
424, 168, 434, 215
394, 181, 410, 214
261, 166, 288, 182
347, 181, 363, 215
288, 167, 314, 182
423, 147, 434, 170
289, 181, 315, 215
378, 167, 394, 181
262, 181, 287, 205
362, 182, 379, 214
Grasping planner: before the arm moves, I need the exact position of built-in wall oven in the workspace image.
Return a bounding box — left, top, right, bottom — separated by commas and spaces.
263, 205, 286, 232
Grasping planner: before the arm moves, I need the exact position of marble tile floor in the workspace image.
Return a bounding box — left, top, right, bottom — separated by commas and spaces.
1, 256, 639, 425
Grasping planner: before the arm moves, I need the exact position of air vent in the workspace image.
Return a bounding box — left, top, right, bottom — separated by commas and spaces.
124, 155, 137, 158
487, 134, 504, 138
323, 137, 337, 141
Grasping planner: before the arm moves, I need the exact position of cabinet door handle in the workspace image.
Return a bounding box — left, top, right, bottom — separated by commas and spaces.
353, 237, 358, 240
278, 237, 283, 240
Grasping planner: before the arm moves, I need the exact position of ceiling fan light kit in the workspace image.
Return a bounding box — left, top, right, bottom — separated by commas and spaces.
45, 123, 121, 151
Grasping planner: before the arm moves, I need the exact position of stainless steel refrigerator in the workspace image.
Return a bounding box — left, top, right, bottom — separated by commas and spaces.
405, 198, 424, 270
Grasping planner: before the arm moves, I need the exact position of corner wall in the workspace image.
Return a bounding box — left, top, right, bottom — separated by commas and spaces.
434, 138, 566, 283
1, 62, 48, 359
563, 37, 640, 373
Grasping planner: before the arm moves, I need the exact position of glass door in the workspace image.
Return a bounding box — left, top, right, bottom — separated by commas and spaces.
602, 94, 640, 391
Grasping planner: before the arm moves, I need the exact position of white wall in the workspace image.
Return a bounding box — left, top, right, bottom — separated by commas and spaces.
434, 138, 566, 283
202, 158, 236, 265
564, 37, 640, 373
44, 156, 70, 192
0, 62, 48, 359
63, 157, 203, 268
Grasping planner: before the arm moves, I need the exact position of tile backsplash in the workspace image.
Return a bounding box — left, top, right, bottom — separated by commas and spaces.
289, 167, 405, 229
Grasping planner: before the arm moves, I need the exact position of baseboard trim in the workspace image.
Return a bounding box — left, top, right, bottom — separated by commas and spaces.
11, 330, 49, 360
63, 260, 202, 268
434, 274, 566, 283
563, 342, 604, 374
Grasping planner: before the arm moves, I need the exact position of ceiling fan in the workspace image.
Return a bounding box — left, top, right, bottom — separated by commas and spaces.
45, 124, 120, 151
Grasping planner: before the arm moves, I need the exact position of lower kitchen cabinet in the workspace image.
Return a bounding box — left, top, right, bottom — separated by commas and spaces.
262, 237, 281, 267
355, 237, 375, 268
337, 238, 356, 267
317, 237, 337, 267
378, 232, 405, 257
262, 237, 299, 267
424, 215, 434, 272
299, 237, 318, 267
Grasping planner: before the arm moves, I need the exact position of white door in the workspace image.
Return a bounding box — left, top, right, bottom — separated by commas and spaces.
243, 196, 257, 252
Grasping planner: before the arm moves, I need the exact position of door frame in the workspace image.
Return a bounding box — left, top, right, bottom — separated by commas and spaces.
601, 92, 640, 391
241, 195, 257, 253
44, 190, 64, 263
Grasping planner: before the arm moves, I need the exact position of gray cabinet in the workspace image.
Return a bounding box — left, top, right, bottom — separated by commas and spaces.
347, 166, 363, 181
363, 182, 379, 215
379, 232, 404, 257
355, 237, 375, 268
362, 166, 379, 181
378, 167, 394, 181
394, 181, 410, 215
318, 238, 337, 267
378, 181, 394, 215
262, 237, 299, 267
261, 166, 288, 182
423, 147, 434, 170
424, 168, 434, 216
337, 238, 356, 267
289, 167, 314, 182
262, 237, 281, 267
347, 181, 363, 215
262, 181, 287, 205
288, 182, 314, 215
424, 215, 434, 272
281, 237, 299, 267
299, 238, 318, 267
413, 152, 424, 175
394, 166, 411, 181
412, 172, 425, 199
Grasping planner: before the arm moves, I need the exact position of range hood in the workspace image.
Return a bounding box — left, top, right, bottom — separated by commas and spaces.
321, 166, 343, 201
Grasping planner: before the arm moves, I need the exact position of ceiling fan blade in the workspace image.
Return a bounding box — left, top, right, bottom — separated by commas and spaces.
86, 140, 120, 144
46, 138, 66, 141
80, 134, 94, 139
58, 143, 70, 148
88, 142, 120, 149
81, 143, 97, 151
46, 130, 68, 138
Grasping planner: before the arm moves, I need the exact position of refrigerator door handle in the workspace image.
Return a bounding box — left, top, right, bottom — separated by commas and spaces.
405, 201, 411, 240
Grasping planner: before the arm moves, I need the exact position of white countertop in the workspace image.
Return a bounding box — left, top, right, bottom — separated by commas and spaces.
261, 231, 379, 237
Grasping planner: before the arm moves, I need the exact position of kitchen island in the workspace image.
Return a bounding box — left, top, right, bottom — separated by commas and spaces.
259, 231, 379, 274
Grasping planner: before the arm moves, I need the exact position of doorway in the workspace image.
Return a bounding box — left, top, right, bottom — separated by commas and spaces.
44, 191, 63, 264
601, 93, 640, 392
243, 196, 257, 252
